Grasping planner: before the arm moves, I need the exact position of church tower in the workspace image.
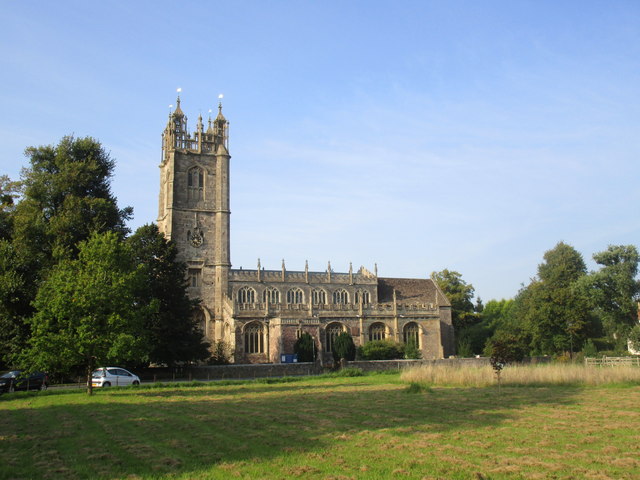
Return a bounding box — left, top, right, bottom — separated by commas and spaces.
157, 96, 231, 339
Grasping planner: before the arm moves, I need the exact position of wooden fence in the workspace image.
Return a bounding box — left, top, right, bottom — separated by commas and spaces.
585, 356, 640, 367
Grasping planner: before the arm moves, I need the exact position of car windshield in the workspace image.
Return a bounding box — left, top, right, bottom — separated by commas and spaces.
0, 371, 20, 379
91, 369, 106, 378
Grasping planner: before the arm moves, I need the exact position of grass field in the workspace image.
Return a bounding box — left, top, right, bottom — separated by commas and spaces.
1, 369, 639, 480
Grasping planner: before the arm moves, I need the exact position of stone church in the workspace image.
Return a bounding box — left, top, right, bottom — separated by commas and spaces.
157, 97, 455, 364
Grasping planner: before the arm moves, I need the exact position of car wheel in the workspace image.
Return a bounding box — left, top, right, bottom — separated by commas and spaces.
103, 381, 111, 387
132, 380, 140, 386
40, 383, 48, 391
8, 384, 15, 393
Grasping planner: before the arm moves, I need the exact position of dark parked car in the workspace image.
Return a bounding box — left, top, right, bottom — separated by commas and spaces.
0, 370, 49, 394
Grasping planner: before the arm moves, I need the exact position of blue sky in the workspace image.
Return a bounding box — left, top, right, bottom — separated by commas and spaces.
1, 1, 638, 301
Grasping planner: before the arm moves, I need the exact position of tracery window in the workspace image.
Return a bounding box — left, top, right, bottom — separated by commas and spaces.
237, 286, 256, 304
332, 289, 349, 305
312, 288, 327, 305
325, 322, 344, 353
188, 166, 204, 201
369, 322, 386, 341
286, 288, 304, 304
262, 287, 280, 304
355, 290, 370, 305
244, 321, 264, 354
404, 322, 420, 348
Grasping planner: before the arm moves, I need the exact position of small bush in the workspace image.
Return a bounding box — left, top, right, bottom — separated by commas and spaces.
323, 367, 364, 378
405, 382, 430, 394
208, 340, 232, 365
582, 338, 598, 358
293, 332, 317, 362
332, 332, 356, 363
404, 339, 422, 359
360, 340, 404, 360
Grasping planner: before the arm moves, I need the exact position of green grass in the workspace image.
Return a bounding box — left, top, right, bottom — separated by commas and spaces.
1, 372, 639, 479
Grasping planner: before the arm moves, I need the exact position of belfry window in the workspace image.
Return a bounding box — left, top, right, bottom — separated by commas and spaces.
333, 289, 349, 305
188, 268, 201, 288
188, 167, 204, 201
287, 288, 304, 304
244, 321, 264, 354
312, 289, 327, 305
237, 286, 256, 304
325, 323, 344, 353
263, 287, 280, 304
369, 322, 386, 341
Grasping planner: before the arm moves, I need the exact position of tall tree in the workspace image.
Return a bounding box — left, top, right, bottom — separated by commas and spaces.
581, 245, 640, 347
431, 269, 479, 355
1, 137, 133, 367
431, 269, 477, 329
0, 175, 21, 240
25, 232, 149, 394
127, 224, 210, 366
13, 135, 132, 268
517, 242, 591, 355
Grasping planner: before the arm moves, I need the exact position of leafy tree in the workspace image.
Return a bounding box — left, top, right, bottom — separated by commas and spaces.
431, 269, 480, 355
127, 224, 209, 366
486, 333, 526, 386
516, 242, 591, 356
581, 245, 640, 346
25, 232, 149, 394
0, 240, 35, 368
359, 340, 404, 360
431, 269, 476, 328
0, 175, 21, 240
332, 332, 356, 363
293, 332, 317, 362
13, 135, 132, 268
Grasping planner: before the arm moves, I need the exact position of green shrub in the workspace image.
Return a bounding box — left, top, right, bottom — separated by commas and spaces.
332, 332, 356, 363
360, 340, 404, 360
293, 332, 317, 362
208, 340, 232, 365
323, 367, 364, 378
582, 338, 598, 357
404, 340, 422, 359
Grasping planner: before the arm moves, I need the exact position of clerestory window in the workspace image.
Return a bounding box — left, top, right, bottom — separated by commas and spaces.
263, 287, 280, 304
237, 286, 256, 304
287, 288, 304, 304
312, 289, 327, 305
332, 289, 349, 305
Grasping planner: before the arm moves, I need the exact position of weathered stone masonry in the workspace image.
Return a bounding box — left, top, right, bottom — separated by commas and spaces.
157, 98, 455, 364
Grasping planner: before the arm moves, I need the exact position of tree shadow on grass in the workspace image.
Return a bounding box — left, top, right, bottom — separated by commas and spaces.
0, 380, 585, 479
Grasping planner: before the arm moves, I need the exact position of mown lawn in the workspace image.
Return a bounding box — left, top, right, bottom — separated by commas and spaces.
1, 373, 639, 479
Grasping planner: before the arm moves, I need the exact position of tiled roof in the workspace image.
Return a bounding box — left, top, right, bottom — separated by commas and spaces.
377, 277, 451, 307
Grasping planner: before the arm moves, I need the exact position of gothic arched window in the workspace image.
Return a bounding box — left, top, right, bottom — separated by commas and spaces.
355, 290, 370, 305
404, 322, 420, 348
369, 322, 386, 341
325, 322, 345, 353
263, 287, 280, 304
332, 289, 349, 305
312, 288, 327, 305
237, 286, 256, 304
244, 321, 265, 354
188, 167, 204, 201
287, 288, 304, 304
